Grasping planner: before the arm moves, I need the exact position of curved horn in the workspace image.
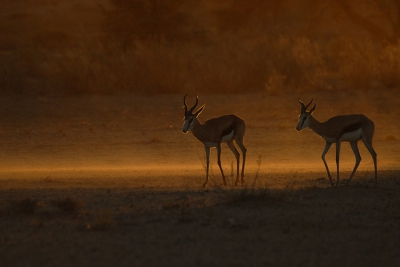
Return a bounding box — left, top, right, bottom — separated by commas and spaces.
188, 94, 199, 113
183, 94, 189, 113
298, 98, 306, 113
305, 98, 313, 110
298, 98, 313, 113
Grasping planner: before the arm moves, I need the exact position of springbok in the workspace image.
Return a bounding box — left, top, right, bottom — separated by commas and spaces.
296, 99, 377, 187
182, 94, 247, 188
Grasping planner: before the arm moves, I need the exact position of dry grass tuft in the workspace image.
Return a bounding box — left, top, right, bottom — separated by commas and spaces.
162, 199, 185, 210
86, 211, 117, 231
29, 218, 43, 228
53, 197, 82, 213
162, 195, 195, 223
225, 153, 295, 205
9, 198, 38, 215
227, 186, 293, 205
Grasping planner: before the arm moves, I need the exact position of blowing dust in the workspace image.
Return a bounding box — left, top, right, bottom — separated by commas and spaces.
0, 91, 398, 187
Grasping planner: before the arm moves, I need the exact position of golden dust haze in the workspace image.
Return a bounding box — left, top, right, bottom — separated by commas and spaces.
0, 0, 399, 177
1, 2, 400, 267
1, 0, 400, 95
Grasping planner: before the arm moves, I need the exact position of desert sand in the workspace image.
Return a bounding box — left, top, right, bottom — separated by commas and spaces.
0, 91, 399, 266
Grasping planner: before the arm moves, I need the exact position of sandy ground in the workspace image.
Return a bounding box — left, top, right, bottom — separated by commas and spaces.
0, 91, 399, 266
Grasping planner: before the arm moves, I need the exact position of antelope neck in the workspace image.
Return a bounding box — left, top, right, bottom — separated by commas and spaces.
308, 115, 329, 137
191, 118, 207, 140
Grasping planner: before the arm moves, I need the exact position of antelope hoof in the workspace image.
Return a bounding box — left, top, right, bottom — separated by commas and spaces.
202, 182, 208, 188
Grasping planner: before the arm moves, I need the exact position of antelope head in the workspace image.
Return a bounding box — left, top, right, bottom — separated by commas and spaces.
182, 94, 204, 133
296, 98, 316, 131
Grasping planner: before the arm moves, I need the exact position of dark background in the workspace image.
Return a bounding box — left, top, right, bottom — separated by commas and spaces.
1, 0, 399, 96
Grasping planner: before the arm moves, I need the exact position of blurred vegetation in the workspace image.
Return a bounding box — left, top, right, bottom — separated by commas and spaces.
0, 0, 399, 96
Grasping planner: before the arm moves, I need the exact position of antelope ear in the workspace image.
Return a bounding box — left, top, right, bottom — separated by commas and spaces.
310, 104, 316, 113
194, 105, 205, 117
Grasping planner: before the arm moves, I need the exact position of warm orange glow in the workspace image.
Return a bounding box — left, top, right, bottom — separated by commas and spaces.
1, 0, 400, 95
0, 0, 398, 216
1, 94, 399, 188
0, 2, 399, 266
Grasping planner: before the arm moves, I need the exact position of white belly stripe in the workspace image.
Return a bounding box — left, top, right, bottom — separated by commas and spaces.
323, 128, 363, 143
204, 130, 234, 147
340, 128, 362, 142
